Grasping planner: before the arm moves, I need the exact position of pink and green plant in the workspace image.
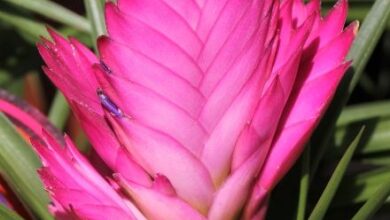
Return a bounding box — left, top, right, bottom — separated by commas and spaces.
0, 0, 374, 219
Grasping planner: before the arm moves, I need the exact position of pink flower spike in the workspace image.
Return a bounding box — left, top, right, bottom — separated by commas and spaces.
114, 174, 207, 220
0, 89, 63, 143
71, 101, 152, 186
31, 130, 137, 220
22, 0, 358, 219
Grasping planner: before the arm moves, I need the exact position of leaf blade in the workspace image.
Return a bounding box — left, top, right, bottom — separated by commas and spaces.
337, 101, 390, 126
48, 91, 70, 131
0, 10, 48, 42
308, 128, 365, 220
0, 205, 24, 220
352, 178, 390, 220
347, 0, 390, 91
0, 113, 53, 220
296, 144, 311, 220
3, 0, 90, 32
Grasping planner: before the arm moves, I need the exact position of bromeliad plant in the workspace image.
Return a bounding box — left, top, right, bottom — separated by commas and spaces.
35, 0, 357, 218
0, 0, 389, 219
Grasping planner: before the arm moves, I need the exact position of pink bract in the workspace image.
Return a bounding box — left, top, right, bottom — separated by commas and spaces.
0, 0, 357, 219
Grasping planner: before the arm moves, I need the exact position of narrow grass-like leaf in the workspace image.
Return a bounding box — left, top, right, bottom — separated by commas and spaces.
296, 144, 311, 220
0, 113, 52, 220
347, 0, 390, 91
360, 157, 390, 166
337, 101, 390, 126
83, 0, 106, 51
0, 205, 23, 220
310, 0, 390, 178
358, 73, 379, 97
0, 10, 48, 42
333, 167, 390, 206
352, 179, 390, 220
48, 91, 69, 131
308, 128, 364, 220
330, 118, 390, 158
3, 0, 90, 32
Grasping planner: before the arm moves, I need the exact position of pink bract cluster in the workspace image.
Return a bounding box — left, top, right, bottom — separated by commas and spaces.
19, 0, 357, 219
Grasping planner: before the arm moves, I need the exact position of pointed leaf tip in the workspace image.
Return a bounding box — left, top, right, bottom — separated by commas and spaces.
308, 127, 365, 220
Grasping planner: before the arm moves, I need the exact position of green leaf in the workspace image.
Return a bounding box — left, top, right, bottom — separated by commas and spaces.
352, 178, 390, 220
3, 0, 90, 33
361, 156, 390, 166
337, 101, 390, 126
0, 10, 48, 43
0, 205, 23, 220
347, 0, 390, 91
308, 128, 364, 220
329, 118, 390, 159
296, 144, 311, 220
83, 0, 106, 51
48, 91, 70, 131
0, 113, 53, 220
333, 167, 390, 206
310, 0, 390, 178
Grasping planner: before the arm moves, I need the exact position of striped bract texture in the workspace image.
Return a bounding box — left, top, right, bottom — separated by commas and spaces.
32, 0, 357, 219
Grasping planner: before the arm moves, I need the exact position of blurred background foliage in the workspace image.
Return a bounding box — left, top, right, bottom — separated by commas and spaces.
0, 0, 388, 219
